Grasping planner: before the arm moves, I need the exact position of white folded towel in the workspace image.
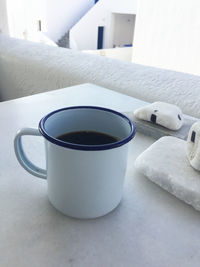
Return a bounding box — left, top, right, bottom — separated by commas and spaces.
186, 121, 200, 171
134, 102, 183, 130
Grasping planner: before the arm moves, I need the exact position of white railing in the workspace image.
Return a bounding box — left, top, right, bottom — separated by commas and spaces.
0, 35, 200, 119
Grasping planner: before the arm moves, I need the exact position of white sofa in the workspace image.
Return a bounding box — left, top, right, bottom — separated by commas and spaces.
0, 34, 200, 118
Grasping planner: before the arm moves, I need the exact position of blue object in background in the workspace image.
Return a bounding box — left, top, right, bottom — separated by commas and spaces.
124, 44, 133, 47
97, 26, 104, 49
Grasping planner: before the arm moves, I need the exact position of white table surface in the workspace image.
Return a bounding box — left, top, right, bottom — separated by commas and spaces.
0, 83, 200, 267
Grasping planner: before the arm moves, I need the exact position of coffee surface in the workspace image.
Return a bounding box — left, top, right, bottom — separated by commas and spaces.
57, 131, 118, 145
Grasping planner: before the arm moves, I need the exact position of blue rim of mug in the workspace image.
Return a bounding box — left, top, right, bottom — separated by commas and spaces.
39, 106, 136, 151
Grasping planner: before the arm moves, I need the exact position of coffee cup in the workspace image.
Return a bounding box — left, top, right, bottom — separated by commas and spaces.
14, 106, 136, 219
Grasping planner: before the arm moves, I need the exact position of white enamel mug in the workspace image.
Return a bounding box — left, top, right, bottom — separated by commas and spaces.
14, 106, 136, 219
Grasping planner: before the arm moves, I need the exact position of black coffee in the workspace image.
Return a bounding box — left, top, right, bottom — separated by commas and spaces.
56, 131, 118, 145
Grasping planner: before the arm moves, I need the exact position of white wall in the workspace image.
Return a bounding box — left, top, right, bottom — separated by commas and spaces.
70, 0, 137, 50
2, 34, 200, 118
0, 0, 9, 34
132, 0, 200, 76
4, 0, 94, 43
102, 0, 137, 14
6, 0, 46, 40
45, 0, 94, 42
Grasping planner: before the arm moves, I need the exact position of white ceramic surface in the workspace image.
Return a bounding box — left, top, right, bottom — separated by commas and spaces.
46, 140, 129, 218
14, 106, 135, 218
1, 84, 200, 267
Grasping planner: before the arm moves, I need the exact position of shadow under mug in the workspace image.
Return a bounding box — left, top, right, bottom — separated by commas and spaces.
14, 106, 136, 219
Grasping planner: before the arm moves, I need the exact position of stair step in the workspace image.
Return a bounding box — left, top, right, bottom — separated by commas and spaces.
57, 32, 70, 48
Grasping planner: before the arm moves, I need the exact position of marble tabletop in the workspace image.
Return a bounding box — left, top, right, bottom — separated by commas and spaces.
0, 83, 200, 267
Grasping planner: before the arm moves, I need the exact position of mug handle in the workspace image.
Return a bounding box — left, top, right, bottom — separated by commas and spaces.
14, 128, 47, 179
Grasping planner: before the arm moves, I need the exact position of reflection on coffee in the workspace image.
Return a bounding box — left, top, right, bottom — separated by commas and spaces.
56, 131, 118, 145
